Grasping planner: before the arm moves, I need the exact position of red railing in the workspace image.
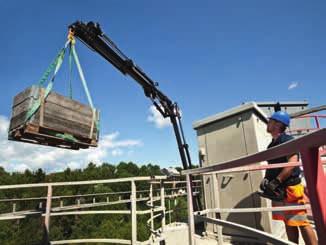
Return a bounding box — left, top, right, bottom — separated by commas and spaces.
289, 114, 326, 134
183, 128, 326, 244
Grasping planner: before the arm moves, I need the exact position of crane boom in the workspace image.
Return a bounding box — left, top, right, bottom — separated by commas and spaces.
69, 21, 192, 170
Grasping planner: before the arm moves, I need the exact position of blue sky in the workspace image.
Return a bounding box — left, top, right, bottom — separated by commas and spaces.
0, 1, 325, 172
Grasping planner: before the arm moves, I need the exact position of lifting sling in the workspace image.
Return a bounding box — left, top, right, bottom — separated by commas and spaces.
24, 38, 99, 143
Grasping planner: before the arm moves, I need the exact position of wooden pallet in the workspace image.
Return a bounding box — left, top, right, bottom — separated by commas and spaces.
8, 86, 99, 150
9, 123, 98, 150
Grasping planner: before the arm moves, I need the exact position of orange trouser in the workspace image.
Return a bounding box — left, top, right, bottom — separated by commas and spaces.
272, 183, 310, 226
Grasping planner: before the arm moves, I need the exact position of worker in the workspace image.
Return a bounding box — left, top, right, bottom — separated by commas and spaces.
259, 111, 317, 244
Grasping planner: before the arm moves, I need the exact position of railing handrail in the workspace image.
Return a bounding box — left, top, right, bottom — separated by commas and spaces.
182, 128, 326, 175
202, 159, 326, 175
289, 104, 326, 118
0, 176, 166, 190
295, 114, 326, 118
197, 205, 311, 215
50, 238, 132, 244
0, 183, 201, 203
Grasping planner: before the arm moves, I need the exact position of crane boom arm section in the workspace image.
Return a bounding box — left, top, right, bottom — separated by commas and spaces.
69, 21, 192, 170
69, 21, 172, 107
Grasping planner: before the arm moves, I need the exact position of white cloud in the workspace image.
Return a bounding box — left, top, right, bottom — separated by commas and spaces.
147, 105, 171, 129
0, 115, 142, 172
288, 81, 299, 90
111, 149, 123, 156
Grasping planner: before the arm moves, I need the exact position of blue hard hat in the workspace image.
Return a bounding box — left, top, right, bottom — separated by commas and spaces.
270, 111, 290, 126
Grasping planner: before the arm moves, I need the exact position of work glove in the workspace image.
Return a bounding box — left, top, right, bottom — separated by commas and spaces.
259, 178, 269, 191
265, 178, 281, 192
261, 178, 285, 201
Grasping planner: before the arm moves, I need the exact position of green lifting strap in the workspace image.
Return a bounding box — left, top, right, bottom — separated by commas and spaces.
71, 43, 100, 135
55, 132, 78, 143
38, 48, 65, 87
25, 48, 66, 123
68, 43, 73, 99
71, 43, 94, 108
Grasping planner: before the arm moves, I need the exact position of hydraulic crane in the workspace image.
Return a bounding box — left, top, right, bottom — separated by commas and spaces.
69, 21, 193, 171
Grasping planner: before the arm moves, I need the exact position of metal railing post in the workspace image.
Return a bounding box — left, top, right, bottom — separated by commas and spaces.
150, 183, 154, 232
44, 185, 52, 244
314, 116, 320, 129
160, 180, 166, 231
212, 174, 223, 245
168, 199, 171, 224
186, 174, 195, 245
300, 147, 326, 241
131, 181, 137, 244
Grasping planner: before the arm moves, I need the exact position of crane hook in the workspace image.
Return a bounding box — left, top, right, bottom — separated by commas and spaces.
67, 28, 76, 45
